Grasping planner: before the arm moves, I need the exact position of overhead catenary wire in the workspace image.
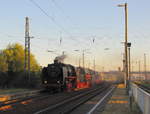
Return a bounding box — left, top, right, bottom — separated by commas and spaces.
50, 0, 98, 47
0, 34, 49, 51
29, 0, 65, 31
50, 0, 74, 25
28, 0, 89, 46
0, 33, 75, 54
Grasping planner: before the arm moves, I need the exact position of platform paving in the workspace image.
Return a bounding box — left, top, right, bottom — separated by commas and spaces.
100, 84, 142, 114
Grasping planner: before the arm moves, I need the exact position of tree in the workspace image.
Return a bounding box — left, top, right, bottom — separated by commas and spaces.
0, 43, 41, 88
1, 43, 40, 72
0, 51, 7, 72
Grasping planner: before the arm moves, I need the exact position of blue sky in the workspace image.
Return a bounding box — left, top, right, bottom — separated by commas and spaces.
0, 0, 150, 71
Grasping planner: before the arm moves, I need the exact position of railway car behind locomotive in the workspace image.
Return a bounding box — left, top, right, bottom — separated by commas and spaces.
41, 60, 77, 92
42, 59, 102, 92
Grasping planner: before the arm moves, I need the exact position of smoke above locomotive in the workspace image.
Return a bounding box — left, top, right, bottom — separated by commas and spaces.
54, 54, 67, 63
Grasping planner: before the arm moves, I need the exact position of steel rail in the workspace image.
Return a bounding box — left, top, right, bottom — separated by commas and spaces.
34, 84, 111, 114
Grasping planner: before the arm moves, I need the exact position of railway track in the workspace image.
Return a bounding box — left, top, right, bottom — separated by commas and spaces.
134, 83, 150, 93
0, 83, 111, 114
0, 86, 92, 107
137, 84, 150, 93
0, 89, 44, 106
0, 91, 50, 107
34, 84, 113, 114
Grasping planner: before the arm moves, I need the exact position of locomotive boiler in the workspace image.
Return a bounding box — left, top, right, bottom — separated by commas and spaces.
41, 60, 77, 92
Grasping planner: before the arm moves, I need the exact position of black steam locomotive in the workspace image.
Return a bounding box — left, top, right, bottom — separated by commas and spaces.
41, 60, 77, 92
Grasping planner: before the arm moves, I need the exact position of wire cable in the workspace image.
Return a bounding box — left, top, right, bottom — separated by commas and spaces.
50, 0, 74, 24
29, 0, 86, 45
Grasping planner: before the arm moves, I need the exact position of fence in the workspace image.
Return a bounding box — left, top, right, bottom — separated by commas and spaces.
131, 83, 150, 114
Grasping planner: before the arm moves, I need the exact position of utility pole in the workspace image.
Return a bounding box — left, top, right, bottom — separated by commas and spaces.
125, 3, 128, 88
93, 59, 95, 71
118, 3, 128, 88
139, 60, 141, 80
93, 58, 96, 75
127, 43, 131, 81
123, 53, 126, 85
82, 50, 85, 69
25, 17, 29, 72
79, 58, 81, 67
88, 61, 91, 69
131, 61, 134, 73
128, 48, 130, 80
75, 49, 89, 69
24, 17, 32, 83
144, 53, 147, 80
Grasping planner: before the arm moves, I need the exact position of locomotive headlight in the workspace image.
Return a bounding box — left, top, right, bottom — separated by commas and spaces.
57, 81, 60, 83
44, 81, 47, 84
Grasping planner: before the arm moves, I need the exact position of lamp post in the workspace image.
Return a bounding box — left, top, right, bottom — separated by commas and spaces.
74, 49, 90, 69
47, 50, 59, 55
127, 43, 131, 82
127, 42, 133, 110
144, 53, 147, 80
47, 50, 59, 63
74, 50, 81, 67
127, 42, 132, 99
118, 3, 128, 88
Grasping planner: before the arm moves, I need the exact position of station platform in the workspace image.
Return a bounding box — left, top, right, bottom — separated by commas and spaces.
101, 84, 141, 114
